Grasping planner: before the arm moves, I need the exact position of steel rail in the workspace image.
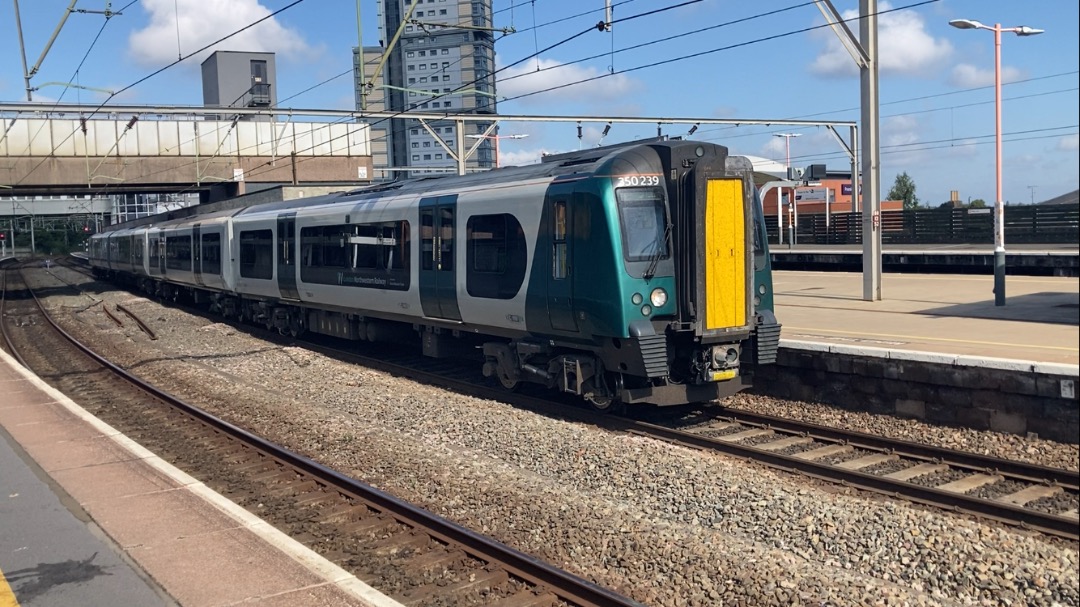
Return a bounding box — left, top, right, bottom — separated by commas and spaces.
15, 267, 644, 607
626, 419, 1078, 541
115, 302, 157, 340
711, 408, 1080, 488
288, 340, 1080, 541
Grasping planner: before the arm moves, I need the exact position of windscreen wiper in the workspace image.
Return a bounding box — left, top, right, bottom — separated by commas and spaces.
642, 221, 673, 280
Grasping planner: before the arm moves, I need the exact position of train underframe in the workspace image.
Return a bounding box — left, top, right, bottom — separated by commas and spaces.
95, 269, 763, 409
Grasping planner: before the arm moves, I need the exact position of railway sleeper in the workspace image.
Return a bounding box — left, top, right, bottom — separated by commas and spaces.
401, 569, 510, 606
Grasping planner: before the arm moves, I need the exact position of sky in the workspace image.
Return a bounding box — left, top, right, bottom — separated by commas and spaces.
1, 0, 1077, 205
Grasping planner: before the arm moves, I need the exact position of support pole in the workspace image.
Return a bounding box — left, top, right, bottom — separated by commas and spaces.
860, 0, 882, 301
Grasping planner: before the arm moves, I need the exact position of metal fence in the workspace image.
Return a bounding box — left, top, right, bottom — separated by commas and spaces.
765, 205, 1080, 245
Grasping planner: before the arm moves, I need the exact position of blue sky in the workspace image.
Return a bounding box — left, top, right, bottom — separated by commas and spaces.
1, 0, 1077, 205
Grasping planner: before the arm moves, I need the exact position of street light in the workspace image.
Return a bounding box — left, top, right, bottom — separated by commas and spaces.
949, 18, 1044, 306
466, 133, 529, 168
773, 133, 801, 171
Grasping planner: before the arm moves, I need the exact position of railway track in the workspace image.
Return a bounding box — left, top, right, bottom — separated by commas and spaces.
3, 264, 644, 607
272, 325, 1080, 541
45, 261, 1080, 540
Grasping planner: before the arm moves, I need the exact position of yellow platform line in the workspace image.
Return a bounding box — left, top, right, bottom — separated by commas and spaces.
0, 567, 19, 607
786, 326, 1080, 353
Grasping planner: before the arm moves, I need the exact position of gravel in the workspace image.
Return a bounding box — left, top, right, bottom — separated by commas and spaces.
31, 267, 1080, 607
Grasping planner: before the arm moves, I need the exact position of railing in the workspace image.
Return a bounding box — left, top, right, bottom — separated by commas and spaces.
765, 205, 1079, 245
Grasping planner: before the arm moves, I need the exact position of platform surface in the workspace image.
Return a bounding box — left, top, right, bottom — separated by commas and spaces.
773, 270, 1080, 367
0, 348, 402, 607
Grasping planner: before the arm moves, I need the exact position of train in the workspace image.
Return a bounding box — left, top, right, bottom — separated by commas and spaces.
89, 138, 780, 410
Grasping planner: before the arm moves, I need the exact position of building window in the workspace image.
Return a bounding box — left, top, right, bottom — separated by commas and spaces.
423, 141, 431, 147
407, 51, 415, 58
420, 77, 428, 83
412, 142, 419, 148
443, 101, 451, 107
408, 64, 415, 71
430, 62, 438, 69
406, 25, 413, 31
424, 154, 431, 160
412, 154, 420, 161
442, 62, 449, 68
411, 129, 419, 135
419, 64, 426, 70
440, 10, 447, 16
418, 50, 426, 56
442, 75, 450, 81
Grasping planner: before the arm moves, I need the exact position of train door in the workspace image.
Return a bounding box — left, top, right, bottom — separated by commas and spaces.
418, 195, 461, 321
192, 224, 204, 286
547, 197, 578, 332
277, 213, 300, 300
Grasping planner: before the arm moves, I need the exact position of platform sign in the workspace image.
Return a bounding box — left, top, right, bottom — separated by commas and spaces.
795, 187, 829, 202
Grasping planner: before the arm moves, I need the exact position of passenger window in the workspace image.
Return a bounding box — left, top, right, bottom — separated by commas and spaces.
466, 213, 527, 299
553, 201, 568, 279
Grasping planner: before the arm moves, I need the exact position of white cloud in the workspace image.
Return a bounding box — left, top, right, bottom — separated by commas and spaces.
949, 63, 1026, 88
810, 2, 952, 78
496, 57, 643, 107
499, 148, 547, 167
1057, 134, 1079, 151
128, 0, 314, 67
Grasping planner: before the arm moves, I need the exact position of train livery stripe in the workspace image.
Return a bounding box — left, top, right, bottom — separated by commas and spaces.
704, 178, 746, 330
0, 567, 18, 607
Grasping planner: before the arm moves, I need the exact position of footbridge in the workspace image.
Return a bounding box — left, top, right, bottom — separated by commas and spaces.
0, 103, 378, 200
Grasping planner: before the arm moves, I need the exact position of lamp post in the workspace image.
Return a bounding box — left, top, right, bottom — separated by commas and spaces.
773, 132, 801, 172
949, 18, 1044, 306
466, 133, 529, 168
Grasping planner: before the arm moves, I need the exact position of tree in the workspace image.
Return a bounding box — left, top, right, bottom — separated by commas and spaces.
887, 172, 920, 209
968, 198, 987, 208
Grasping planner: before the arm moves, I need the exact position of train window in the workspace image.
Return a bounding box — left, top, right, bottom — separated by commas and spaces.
299, 221, 410, 291
466, 213, 527, 299
117, 236, 131, 262
165, 235, 192, 271
133, 237, 144, 266
149, 237, 160, 267
201, 233, 222, 275
553, 201, 568, 280
616, 187, 669, 262
239, 229, 274, 279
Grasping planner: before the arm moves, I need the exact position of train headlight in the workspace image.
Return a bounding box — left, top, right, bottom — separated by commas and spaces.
640, 304, 652, 316
631, 293, 643, 305
649, 288, 667, 308
758, 284, 767, 295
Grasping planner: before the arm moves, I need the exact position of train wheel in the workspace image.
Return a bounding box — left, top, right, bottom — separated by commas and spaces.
496, 368, 521, 392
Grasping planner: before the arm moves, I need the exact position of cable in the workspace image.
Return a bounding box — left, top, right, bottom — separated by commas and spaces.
498, 0, 940, 104
499, 0, 816, 85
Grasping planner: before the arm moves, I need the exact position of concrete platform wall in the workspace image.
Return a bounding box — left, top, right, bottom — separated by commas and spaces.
752, 343, 1080, 444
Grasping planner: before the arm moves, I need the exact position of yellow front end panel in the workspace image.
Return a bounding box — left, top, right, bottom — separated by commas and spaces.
704, 179, 746, 330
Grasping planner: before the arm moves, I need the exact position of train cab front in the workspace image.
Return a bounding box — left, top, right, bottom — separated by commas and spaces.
600, 140, 780, 407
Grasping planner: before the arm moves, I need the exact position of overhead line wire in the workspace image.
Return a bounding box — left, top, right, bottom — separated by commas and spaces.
14, 0, 309, 186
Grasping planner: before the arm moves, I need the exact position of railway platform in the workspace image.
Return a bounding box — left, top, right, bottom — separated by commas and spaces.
0, 348, 402, 607
763, 270, 1079, 442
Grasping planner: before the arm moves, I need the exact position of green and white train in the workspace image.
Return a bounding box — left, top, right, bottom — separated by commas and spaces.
90, 138, 780, 409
